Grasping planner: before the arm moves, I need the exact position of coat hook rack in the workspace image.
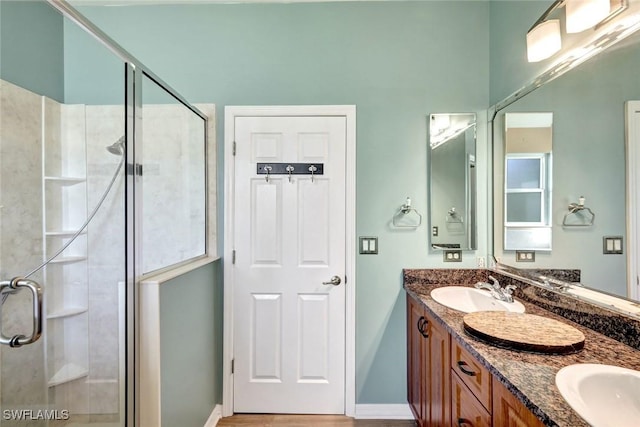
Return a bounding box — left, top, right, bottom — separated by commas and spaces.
393, 197, 422, 228
257, 163, 324, 183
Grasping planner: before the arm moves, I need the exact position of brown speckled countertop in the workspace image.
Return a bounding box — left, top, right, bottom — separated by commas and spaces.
404, 269, 640, 427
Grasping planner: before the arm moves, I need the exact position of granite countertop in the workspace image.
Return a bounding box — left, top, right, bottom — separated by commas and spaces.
404, 279, 640, 427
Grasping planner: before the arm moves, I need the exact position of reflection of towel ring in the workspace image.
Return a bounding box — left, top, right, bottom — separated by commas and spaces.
445, 207, 463, 224
562, 198, 595, 227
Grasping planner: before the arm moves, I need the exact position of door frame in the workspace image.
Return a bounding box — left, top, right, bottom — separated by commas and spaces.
223, 105, 357, 417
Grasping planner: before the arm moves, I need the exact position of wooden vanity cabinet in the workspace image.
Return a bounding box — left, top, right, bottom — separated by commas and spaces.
451, 340, 492, 427
451, 372, 491, 427
451, 340, 492, 410
406, 295, 451, 427
493, 380, 545, 427
407, 294, 549, 427
407, 295, 425, 423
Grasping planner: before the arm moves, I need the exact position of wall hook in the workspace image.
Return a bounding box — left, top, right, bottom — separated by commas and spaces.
286, 165, 295, 182
308, 165, 318, 183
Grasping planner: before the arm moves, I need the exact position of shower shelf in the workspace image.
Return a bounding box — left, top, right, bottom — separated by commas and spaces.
44, 176, 86, 185
47, 306, 88, 319
48, 256, 87, 264
41, 101, 90, 398
48, 363, 89, 387
46, 230, 87, 237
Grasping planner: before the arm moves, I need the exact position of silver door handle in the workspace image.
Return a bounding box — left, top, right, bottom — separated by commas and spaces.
322, 276, 341, 286
0, 277, 43, 348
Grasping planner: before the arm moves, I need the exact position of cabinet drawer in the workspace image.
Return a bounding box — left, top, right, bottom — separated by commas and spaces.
451, 340, 492, 410
493, 377, 545, 427
451, 370, 491, 427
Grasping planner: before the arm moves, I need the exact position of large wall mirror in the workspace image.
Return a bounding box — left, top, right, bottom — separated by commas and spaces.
429, 113, 477, 251
491, 25, 640, 310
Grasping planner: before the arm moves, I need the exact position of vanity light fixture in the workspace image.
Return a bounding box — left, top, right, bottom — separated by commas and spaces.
527, 19, 562, 62
524, 0, 630, 64
565, 0, 611, 33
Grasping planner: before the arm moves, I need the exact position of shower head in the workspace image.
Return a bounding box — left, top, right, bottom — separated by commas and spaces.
106, 136, 125, 156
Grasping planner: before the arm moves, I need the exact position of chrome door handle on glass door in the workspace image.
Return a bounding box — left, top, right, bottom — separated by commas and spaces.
0, 277, 43, 347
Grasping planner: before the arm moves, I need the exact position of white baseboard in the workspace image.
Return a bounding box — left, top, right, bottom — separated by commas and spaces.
354, 404, 414, 420
204, 404, 223, 427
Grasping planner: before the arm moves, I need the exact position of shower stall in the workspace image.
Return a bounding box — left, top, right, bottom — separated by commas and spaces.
0, 1, 211, 425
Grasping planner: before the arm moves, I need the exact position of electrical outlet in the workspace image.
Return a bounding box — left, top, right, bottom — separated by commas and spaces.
476, 256, 486, 268
443, 250, 462, 262
516, 250, 535, 262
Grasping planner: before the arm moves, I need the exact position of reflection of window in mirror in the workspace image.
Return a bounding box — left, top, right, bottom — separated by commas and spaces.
503, 112, 553, 251
505, 154, 550, 225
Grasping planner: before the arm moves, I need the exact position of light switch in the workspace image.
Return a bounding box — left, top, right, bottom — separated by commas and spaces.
359, 237, 378, 255
603, 236, 623, 254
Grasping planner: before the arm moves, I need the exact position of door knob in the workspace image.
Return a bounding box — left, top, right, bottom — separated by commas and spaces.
322, 276, 341, 286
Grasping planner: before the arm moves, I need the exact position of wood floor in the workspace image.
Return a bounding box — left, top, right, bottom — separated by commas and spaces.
217, 414, 417, 426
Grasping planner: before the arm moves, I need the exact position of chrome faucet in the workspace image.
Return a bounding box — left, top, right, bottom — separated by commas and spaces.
475, 276, 517, 303
539, 275, 570, 293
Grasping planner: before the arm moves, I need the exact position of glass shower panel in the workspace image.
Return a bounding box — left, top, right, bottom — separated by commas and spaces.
0, 1, 126, 425
141, 73, 206, 275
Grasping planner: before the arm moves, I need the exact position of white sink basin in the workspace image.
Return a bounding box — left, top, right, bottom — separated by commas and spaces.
430, 286, 525, 313
556, 364, 640, 427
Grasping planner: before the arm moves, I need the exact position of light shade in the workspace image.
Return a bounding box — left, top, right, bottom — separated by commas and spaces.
566, 0, 611, 33
526, 20, 562, 62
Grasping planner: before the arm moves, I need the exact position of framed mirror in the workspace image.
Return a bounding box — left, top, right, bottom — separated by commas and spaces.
490, 24, 640, 312
429, 113, 477, 251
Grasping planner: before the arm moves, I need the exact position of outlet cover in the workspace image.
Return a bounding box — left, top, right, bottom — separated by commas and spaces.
515, 250, 535, 262
359, 237, 378, 254
603, 236, 623, 254
443, 250, 462, 262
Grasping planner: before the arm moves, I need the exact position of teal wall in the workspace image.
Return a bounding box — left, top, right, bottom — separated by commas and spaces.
63, 19, 125, 105
76, 1, 490, 405
159, 260, 222, 426
0, 0, 64, 102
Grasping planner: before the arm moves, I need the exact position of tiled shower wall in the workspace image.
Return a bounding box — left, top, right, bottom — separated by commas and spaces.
0, 78, 49, 418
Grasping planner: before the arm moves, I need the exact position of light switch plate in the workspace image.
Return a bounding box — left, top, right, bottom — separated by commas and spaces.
603, 236, 623, 254
359, 237, 378, 254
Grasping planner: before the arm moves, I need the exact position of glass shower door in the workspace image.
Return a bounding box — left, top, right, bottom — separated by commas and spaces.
0, 1, 127, 425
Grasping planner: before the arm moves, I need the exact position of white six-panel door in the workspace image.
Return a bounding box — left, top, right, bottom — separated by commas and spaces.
232, 115, 347, 413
